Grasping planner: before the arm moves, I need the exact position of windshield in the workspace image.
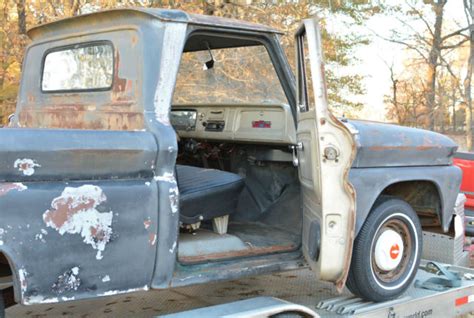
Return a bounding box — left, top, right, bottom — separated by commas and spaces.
173, 45, 287, 105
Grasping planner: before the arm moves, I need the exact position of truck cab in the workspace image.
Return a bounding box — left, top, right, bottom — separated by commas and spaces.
0, 8, 462, 310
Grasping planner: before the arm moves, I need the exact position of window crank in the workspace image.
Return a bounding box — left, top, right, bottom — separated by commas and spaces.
290, 142, 304, 167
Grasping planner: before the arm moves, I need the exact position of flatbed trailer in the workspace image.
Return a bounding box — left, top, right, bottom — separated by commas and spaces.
161, 260, 474, 318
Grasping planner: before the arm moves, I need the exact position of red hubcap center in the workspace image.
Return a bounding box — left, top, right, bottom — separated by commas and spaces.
390, 244, 400, 259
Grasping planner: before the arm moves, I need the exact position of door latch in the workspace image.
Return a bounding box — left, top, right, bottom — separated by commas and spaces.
290, 142, 304, 167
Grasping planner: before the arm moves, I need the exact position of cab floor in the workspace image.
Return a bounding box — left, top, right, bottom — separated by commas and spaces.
178, 222, 300, 264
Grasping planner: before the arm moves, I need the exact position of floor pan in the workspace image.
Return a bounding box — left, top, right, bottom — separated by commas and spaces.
178, 222, 300, 264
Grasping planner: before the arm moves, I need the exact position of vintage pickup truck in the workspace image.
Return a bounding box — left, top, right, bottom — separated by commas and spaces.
0, 8, 462, 313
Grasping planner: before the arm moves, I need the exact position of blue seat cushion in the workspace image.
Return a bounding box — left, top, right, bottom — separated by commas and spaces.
176, 165, 244, 224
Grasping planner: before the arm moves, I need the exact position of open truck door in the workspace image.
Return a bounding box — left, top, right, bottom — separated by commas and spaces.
294, 18, 357, 291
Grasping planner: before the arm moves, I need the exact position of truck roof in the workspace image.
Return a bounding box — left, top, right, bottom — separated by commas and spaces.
27, 8, 283, 39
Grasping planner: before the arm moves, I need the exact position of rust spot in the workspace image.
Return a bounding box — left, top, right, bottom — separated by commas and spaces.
14, 158, 41, 176
43, 185, 113, 260
144, 220, 152, 229
0, 183, 26, 197
114, 78, 127, 93
90, 226, 107, 242
320, 118, 326, 125
113, 52, 127, 94
52, 267, 81, 294
368, 145, 436, 152
131, 35, 138, 47
27, 94, 35, 103
178, 244, 296, 264
149, 233, 157, 246
43, 197, 96, 229
18, 103, 144, 131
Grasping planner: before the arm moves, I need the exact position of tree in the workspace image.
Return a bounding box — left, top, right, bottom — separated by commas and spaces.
383, 0, 469, 131
385, 62, 430, 128
463, 0, 474, 150
16, 0, 26, 35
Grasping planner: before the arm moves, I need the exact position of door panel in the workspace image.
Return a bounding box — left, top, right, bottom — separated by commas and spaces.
295, 19, 357, 291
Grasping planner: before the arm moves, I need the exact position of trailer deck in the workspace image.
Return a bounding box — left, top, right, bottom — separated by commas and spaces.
7, 259, 474, 317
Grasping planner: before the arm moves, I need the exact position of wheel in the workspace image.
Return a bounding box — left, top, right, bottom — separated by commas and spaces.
347, 197, 422, 302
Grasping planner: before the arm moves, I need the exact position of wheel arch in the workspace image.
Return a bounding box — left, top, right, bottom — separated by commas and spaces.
349, 165, 461, 236
0, 249, 19, 304
378, 181, 442, 229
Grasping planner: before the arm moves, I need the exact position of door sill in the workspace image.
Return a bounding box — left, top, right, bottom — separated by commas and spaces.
169, 250, 305, 288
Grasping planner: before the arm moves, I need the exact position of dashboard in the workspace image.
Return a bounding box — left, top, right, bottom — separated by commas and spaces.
171, 104, 296, 145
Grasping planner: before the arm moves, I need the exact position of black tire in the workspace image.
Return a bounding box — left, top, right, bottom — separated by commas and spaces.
0, 290, 5, 318
347, 197, 422, 302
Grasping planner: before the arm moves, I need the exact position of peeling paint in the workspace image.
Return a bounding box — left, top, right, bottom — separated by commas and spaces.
149, 233, 157, 246
14, 158, 41, 176
154, 172, 179, 214
144, 219, 151, 229
43, 185, 113, 260
169, 241, 177, 253
98, 285, 149, 297
34, 233, 46, 243
52, 267, 81, 294
0, 183, 27, 197
169, 186, 179, 214
0, 228, 5, 245
153, 172, 176, 183
153, 23, 187, 126
18, 268, 28, 296
24, 295, 59, 305
102, 275, 111, 283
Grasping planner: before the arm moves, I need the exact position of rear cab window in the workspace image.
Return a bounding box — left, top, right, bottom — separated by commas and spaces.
42, 42, 114, 92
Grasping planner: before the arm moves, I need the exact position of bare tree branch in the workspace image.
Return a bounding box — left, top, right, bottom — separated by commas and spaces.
440, 38, 470, 50
441, 26, 469, 41
376, 32, 430, 62
405, 0, 435, 38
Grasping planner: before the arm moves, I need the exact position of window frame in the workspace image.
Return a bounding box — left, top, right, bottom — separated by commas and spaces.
174, 29, 293, 108
40, 40, 115, 94
296, 29, 310, 113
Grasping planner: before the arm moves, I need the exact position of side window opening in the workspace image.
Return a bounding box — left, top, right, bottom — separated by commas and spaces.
296, 31, 315, 113
173, 36, 287, 106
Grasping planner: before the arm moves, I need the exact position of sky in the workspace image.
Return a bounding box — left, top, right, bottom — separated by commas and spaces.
336, 0, 467, 122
